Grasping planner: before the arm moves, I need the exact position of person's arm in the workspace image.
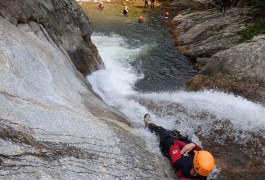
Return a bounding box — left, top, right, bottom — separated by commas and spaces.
173, 140, 187, 149
180, 142, 202, 154
194, 143, 202, 151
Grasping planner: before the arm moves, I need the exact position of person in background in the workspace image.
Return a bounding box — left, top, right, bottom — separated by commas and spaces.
137, 16, 144, 23
144, 113, 215, 179
145, 0, 149, 8
161, 12, 169, 19
151, 0, 155, 8
228, 0, 233, 8
98, 2, 104, 10
220, 0, 229, 15
122, 6, 128, 16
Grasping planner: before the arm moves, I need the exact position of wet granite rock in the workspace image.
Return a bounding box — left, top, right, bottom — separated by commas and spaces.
0, 17, 175, 179
170, 0, 215, 11
0, 0, 104, 75
170, 1, 265, 103
186, 35, 265, 104
172, 7, 252, 59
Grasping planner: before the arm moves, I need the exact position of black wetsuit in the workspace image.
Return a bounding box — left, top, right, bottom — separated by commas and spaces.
148, 123, 206, 179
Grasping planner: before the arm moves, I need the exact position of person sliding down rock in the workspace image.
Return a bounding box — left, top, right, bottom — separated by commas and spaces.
144, 113, 215, 179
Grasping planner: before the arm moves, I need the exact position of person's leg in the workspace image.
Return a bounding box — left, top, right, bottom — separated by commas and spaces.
144, 114, 174, 155
220, 3, 223, 12
147, 123, 175, 155
224, 2, 227, 14
148, 123, 171, 140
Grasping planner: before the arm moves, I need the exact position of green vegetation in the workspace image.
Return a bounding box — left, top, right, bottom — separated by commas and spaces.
242, 19, 265, 40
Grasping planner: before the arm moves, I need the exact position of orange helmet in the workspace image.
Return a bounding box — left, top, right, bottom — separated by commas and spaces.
140, 16, 142, 19
193, 150, 214, 177
165, 12, 169, 15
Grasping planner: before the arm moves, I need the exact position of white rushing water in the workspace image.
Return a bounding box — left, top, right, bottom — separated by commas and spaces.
87, 33, 265, 176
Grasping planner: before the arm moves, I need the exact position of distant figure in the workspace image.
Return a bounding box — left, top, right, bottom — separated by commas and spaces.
228, 0, 233, 8
137, 16, 144, 23
151, 0, 155, 8
161, 12, 169, 19
122, 6, 128, 16
145, 0, 149, 8
98, 2, 104, 10
220, 0, 229, 15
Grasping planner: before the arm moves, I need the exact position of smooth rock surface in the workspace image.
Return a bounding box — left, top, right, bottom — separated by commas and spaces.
0, 17, 175, 179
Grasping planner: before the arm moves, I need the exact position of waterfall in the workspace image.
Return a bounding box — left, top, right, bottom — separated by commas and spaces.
88, 33, 265, 177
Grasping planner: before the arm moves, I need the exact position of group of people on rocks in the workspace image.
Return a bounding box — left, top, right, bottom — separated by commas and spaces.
97, 1, 169, 24
99, 0, 233, 24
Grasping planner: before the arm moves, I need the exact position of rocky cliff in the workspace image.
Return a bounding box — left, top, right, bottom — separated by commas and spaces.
0, 0, 104, 75
0, 1, 176, 179
171, 1, 252, 61
186, 35, 265, 103
171, 0, 265, 104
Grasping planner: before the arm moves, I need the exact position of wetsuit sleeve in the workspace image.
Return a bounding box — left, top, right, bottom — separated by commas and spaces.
193, 143, 202, 151
170, 140, 202, 164
170, 140, 183, 163
174, 140, 187, 149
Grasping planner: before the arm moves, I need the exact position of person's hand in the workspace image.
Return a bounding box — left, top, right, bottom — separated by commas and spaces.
181, 143, 196, 154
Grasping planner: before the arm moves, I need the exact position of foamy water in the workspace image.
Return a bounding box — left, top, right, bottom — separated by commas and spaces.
88, 33, 265, 130
87, 33, 265, 177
